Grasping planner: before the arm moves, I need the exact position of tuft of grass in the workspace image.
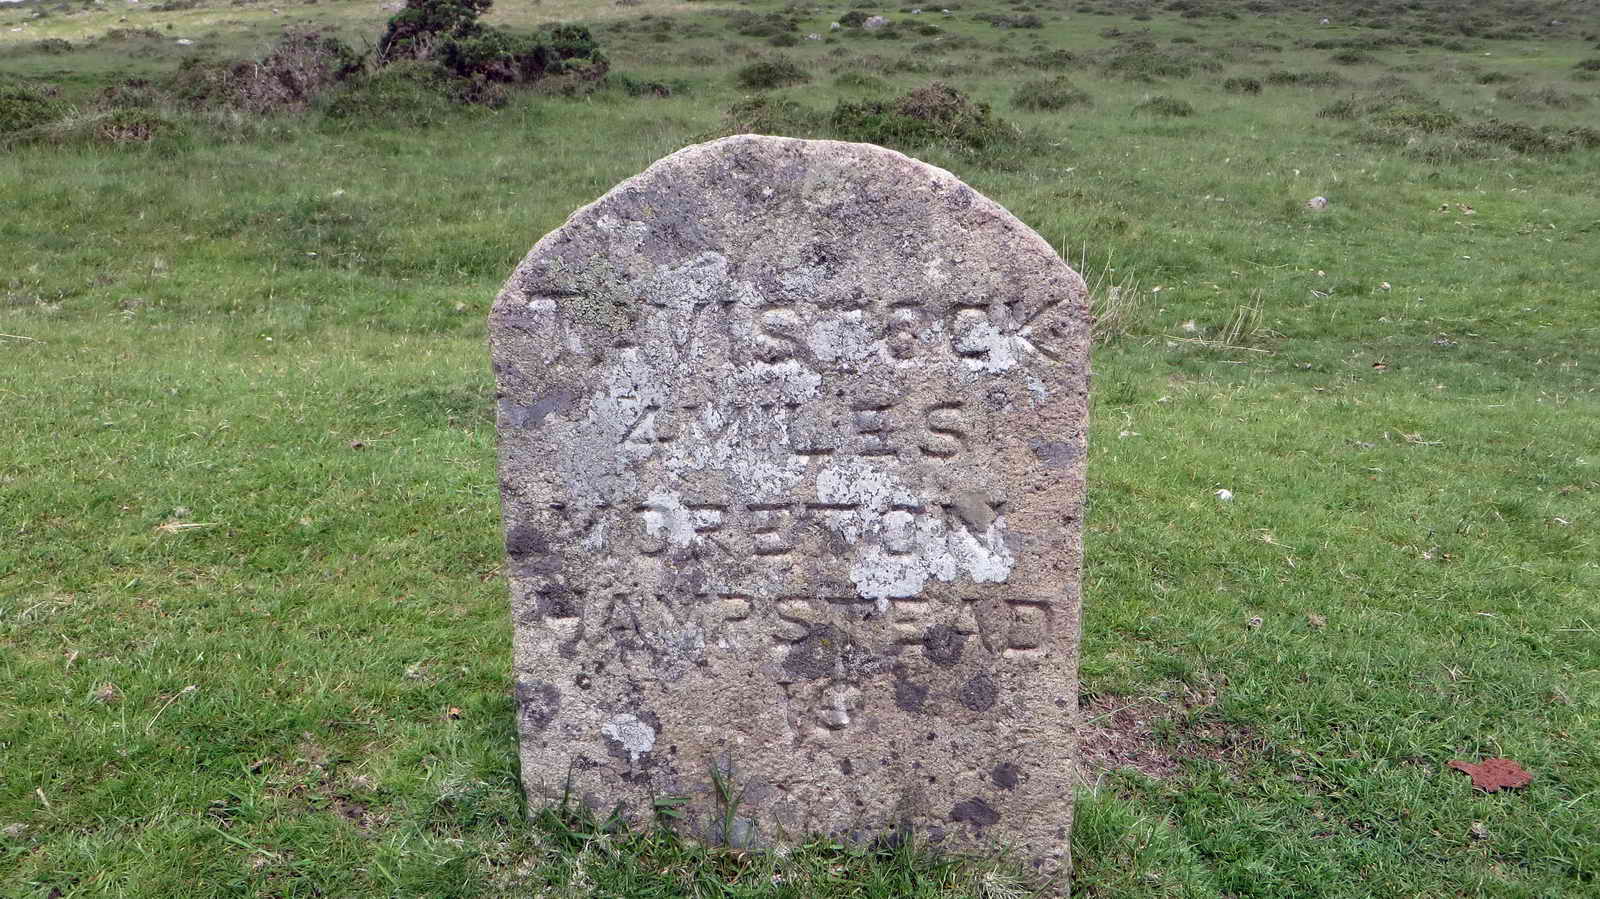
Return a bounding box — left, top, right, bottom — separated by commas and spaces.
833, 71, 888, 92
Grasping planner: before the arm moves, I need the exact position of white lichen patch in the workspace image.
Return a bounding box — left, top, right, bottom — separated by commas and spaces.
807, 311, 878, 366
953, 317, 1024, 374
638, 490, 696, 549
812, 459, 1016, 601
601, 713, 657, 759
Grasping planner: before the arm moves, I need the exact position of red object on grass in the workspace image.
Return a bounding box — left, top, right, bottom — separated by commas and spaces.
1447, 758, 1533, 792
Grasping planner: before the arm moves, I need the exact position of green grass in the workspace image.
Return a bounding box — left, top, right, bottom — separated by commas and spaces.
3, 0, 1599, 895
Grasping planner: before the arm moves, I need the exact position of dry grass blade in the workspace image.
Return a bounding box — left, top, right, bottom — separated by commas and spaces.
154, 521, 221, 534
1069, 244, 1146, 345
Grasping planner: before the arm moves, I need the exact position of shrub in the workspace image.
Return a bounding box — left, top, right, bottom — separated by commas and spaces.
723, 94, 823, 134
830, 81, 1023, 160
376, 0, 492, 62
166, 31, 363, 114
607, 73, 675, 97
98, 78, 166, 110
727, 11, 797, 39
722, 82, 1026, 166
436, 24, 605, 83
375, 0, 605, 87
735, 56, 810, 89
321, 61, 463, 127
1106, 48, 1194, 81
1012, 76, 1092, 111
97, 108, 175, 143
1564, 126, 1600, 149
1021, 49, 1079, 71
28, 38, 75, 55
1374, 105, 1459, 132
1329, 50, 1375, 65
974, 12, 1042, 28
1264, 70, 1342, 87
1463, 119, 1565, 154
1222, 76, 1261, 94
0, 80, 66, 135
1134, 94, 1194, 116
1496, 85, 1589, 109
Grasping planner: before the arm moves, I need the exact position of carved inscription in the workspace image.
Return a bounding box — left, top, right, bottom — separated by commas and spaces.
533, 495, 1053, 661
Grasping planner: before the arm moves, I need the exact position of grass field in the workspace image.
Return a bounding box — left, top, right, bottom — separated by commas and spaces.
3, 0, 1599, 894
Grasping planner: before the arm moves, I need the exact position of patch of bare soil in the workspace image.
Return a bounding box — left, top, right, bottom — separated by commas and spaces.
1077, 691, 1262, 782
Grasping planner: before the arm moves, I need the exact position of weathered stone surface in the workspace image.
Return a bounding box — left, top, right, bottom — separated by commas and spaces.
490, 135, 1089, 876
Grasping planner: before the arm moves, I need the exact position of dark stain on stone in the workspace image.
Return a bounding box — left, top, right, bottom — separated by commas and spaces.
959, 671, 998, 712
1028, 438, 1082, 468
894, 675, 930, 713
637, 708, 662, 733
514, 680, 561, 731
922, 625, 966, 667
498, 389, 574, 430
782, 624, 849, 681
951, 797, 1000, 828
504, 523, 547, 559
536, 585, 582, 619
782, 625, 837, 681
991, 762, 1020, 790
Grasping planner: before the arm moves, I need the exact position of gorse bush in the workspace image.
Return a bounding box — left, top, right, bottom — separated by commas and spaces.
435, 24, 606, 83
1134, 94, 1195, 116
735, 56, 811, 89
166, 31, 363, 114
1105, 46, 1198, 81
830, 81, 1025, 162
725, 10, 797, 39
375, 0, 606, 86
1013, 76, 1092, 111
321, 60, 467, 127
1495, 85, 1589, 109
722, 82, 1028, 167
974, 12, 1043, 28
1265, 70, 1343, 87
1020, 48, 1081, 71
0, 79, 66, 136
376, 0, 492, 62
